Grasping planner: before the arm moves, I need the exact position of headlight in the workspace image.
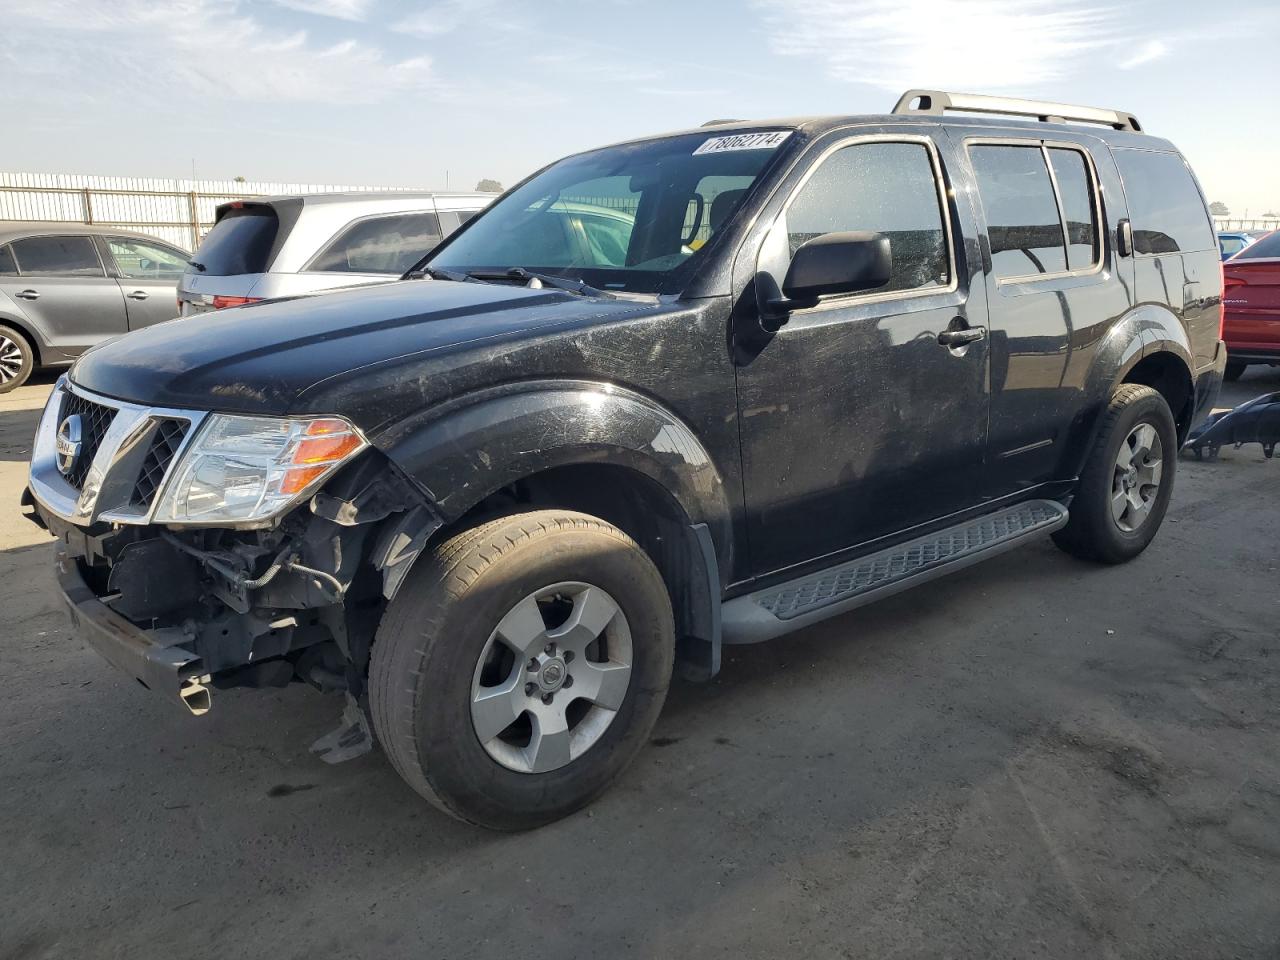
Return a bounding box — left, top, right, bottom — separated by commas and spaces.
152, 414, 367, 525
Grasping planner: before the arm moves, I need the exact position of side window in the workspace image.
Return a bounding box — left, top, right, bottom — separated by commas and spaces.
968, 144, 1067, 279
309, 213, 444, 274
107, 238, 188, 281
0, 245, 16, 276
784, 141, 951, 295
1047, 148, 1099, 271
10, 235, 104, 278
1113, 149, 1214, 255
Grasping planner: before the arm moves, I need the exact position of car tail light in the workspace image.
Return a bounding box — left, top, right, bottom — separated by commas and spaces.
211, 295, 262, 309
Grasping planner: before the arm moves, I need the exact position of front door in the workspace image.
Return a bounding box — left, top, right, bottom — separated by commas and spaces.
735, 133, 992, 577
101, 236, 190, 330
0, 234, 128, 360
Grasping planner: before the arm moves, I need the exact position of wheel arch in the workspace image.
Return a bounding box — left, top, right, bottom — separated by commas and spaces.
374, 381, 732, 680
0, 311, 44, 366
1060, 306, 1195, 478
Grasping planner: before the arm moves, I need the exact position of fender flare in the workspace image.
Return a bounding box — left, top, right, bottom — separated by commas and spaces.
372, 380, 733, 678
1062, 304, 1194, 478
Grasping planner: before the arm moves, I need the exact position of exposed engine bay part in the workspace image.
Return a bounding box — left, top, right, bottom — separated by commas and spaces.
1185, 391, 1280, 460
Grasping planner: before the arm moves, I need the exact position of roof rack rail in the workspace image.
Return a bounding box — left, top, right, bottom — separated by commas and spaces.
701, 118, 744, 127
892, 89, 1143, 133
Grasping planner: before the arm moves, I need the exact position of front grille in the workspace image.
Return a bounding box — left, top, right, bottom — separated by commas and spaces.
59, 391, 117, 489
131, 419, 189, 507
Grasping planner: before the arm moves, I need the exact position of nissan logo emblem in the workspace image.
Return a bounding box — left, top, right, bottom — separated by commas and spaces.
55, 414, 83, 477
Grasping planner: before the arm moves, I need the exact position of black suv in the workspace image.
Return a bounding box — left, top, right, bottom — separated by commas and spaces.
24, 91, 1225, 829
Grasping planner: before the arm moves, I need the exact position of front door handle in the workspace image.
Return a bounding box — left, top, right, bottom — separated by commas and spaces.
16, 289, 39, 301
126, 290, 149, 301
938, 325, 987, 347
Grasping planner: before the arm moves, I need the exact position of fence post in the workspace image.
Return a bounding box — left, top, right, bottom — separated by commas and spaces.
81, 188, 93, 225
187, 192, 200, 249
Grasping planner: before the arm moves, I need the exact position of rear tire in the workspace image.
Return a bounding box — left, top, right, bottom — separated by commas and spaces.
1053, 384, 1176, 564
369, 510, 674, 830
1224, 360, 1247, 382
0, 325, 34, 394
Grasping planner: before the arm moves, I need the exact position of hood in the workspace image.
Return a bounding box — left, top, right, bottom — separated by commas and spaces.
70, 279, 651, 416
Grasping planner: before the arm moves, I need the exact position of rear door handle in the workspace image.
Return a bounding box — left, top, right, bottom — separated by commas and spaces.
126, 290, 149, 301
938, 325, 987, 347
16, 289, 39, 301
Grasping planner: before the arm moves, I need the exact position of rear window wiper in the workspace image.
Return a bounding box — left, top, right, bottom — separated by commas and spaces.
188, 260, 207, 273
467, 267, 615, 299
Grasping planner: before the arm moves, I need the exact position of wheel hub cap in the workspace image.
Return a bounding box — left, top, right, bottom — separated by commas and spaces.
470, 581, 633, 774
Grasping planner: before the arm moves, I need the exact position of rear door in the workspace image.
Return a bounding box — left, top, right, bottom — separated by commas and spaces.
957, 132, 1132, 492
0, 234, 128, 359
100, 235, 189, 329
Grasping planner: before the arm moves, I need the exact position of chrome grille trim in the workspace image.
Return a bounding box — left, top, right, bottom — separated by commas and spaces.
28, 377, 208, 526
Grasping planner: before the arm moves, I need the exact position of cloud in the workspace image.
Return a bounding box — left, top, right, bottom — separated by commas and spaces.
753, 0, 1116, 92
2, 0, 434, 105
270, 0, 375, 21
1119, 38, 1171, 69
394, 0, 502, 36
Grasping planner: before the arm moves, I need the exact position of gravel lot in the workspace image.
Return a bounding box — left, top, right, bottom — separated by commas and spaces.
3, 368, 1278, 960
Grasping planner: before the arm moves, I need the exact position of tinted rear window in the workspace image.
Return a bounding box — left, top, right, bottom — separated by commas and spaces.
1232, 231, 1280, 260
11, 235, 104, 277
1113, 150, 1214, 255
193, 206, 279, 276
308, 212, 443, 274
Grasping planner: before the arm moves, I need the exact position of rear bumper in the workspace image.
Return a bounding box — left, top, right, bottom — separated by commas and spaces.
55, 544, 212, 715
1223, 347, 1280, 364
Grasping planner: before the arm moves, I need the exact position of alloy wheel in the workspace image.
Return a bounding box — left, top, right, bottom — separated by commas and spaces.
470, 581, 633, 774
0, 336, 24, 383
1111, 422, 1163, 533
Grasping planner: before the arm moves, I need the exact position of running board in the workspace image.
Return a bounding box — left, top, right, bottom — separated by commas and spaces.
722, 499, 1069, 644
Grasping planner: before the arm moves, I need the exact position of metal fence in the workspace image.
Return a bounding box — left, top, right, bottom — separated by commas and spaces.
1213, 216, 1280, 233
0, 172, 426, 251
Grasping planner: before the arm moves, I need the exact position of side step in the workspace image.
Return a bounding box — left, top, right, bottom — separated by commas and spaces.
722, 499, 1068, 645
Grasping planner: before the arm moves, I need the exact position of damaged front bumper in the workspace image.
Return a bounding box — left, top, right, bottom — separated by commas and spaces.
56, 543, 213, 714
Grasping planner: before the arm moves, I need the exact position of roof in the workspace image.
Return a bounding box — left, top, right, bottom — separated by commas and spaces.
0, 221, 182, 244
599, 111, 1174, 155
241, 190, 493, 207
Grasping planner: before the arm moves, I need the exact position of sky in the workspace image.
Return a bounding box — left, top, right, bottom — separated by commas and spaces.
2, 0, 1277, 215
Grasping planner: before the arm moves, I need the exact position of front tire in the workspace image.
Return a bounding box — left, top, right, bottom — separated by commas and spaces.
1053, 384, 1176, 564
369, 510, 674, 830
0, 325, 34, 394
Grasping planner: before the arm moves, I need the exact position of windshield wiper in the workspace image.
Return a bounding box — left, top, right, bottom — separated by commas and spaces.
188, 260, 207, 273
466, 267, 614, 299
402, 266, 480, 283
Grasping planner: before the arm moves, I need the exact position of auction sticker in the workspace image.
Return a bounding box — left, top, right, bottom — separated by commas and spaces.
693, 131, 792, 155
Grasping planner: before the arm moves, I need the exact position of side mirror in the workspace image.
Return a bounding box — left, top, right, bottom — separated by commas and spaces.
769, 231, 892, 315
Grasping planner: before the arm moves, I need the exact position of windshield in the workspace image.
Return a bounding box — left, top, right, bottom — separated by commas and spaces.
427, 130, 793, 294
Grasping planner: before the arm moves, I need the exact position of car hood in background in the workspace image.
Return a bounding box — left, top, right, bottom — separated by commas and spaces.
70, 279, 656, 420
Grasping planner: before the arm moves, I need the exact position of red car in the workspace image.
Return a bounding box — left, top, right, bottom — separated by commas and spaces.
1223, 230, 1280, 379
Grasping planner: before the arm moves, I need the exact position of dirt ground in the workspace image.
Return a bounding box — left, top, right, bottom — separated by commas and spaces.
2, 367, 1278, 960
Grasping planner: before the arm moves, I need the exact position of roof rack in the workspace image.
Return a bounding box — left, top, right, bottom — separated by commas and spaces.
893, 89, 1142, 133
701, 118, 744, 127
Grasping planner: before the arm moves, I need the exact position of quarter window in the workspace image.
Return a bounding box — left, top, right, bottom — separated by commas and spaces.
1113, 149, 1214, 255
309, 212, 445, 274
784, 141, 951, 295
968, 145, 1068, 279
10, 235, 104, 278
108, 238, 188, 281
